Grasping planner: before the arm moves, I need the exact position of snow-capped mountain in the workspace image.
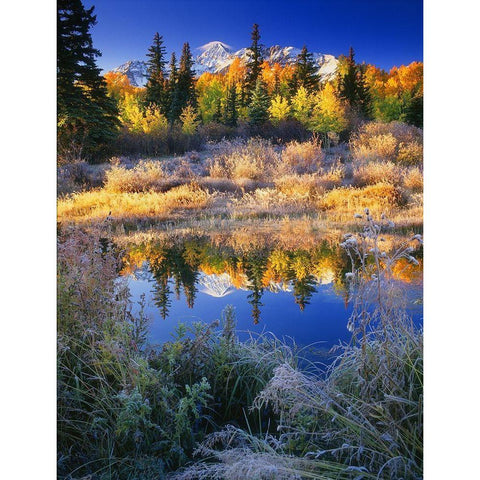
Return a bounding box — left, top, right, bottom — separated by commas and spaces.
197, 272, 235, 298
195, 41, 234, 74
113, 60, 149, 88
112, 41, 338, 87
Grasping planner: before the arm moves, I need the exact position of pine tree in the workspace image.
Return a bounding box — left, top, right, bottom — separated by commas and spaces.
339, 47, 358, 106
356, 64, 373, 119
167, 52, 178, 122
405, 93, 423, 128
339, 47, 372, 118
145, 32, 168, 114
293, 275, 317, 311
248, 78, 270, 125
169, 43, 197, 122
57, 0, 119, 161
223, 83, 238, 127
294, 45, 320, 92
245, 24, 264, 99
212, 97, 223, 123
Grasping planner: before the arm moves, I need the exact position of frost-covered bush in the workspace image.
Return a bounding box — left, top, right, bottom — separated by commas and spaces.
351, 121, 423, 165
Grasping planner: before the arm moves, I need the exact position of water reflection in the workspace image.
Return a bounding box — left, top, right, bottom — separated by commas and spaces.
120, 236, 423, 325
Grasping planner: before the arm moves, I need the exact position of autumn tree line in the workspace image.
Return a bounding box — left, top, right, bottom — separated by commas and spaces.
58, 0, 423, 163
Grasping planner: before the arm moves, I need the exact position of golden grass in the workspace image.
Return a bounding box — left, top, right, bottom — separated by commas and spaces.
208, 138, 280, 181
280, 138, 324, 174
403, 166, 424, 192
104, 160, 174, 193
351, 121, 423, 166
57, 183, 214, 222
397, 141, 423, 166
274, 174, 324, 198
319, 182, 402, 215
352, 161, 404, 187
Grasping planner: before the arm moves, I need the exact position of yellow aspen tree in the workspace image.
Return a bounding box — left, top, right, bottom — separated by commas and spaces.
291, 86, 313, 126
141, 105, 168, 135
180, 105, 200, 135
268, 95, 291, 124
310, 83, 347, 134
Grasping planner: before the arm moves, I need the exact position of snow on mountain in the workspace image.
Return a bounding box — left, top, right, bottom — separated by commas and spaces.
197, 272, 235, 298
112, 42, 339, 86
195, 41, 234, 74
113, 60, 149, 87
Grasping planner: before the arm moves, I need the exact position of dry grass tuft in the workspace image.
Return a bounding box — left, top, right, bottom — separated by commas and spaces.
207, 138, 280, 181
104, 160, 182, 193
403, 167, 423, 192
352, 161, 404, 187
274, 174, 324, 198
319, 182, 402, 214
318, 163, 345, 190
57, 183, 214, 222
280, 137, 324, 174
351, 121, 423, 166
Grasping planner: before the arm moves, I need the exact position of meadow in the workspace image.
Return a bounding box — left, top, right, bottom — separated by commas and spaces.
58, 121, 423, 230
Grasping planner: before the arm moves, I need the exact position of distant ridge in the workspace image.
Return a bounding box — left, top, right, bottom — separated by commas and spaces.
113, 40, 338, 87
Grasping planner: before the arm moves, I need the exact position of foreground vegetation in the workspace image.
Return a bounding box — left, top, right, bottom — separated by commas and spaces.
58, 214, 423, 479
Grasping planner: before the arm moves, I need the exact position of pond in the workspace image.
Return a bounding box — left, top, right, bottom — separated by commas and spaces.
119, 234, 423, 355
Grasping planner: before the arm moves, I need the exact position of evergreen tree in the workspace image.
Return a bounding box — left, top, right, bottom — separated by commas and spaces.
405, 93, 423, 128
57, 0, 119, 161
244, 251, 268, 325
273, 69, 281, 96
294, 45, 320, 92
169, 43, 197, 122
248, 78, 270, 125
212, 97, 223, 123
293, 275, 317, 311
223, 83, 238, 127
167, 52, 178, 122
145, 32, 168, 114
339, 47, 372, 118
356, 64, 373, 119
339, 47, 358, 106
245, 23, 264, 99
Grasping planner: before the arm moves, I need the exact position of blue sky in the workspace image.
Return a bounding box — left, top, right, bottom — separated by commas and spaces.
84, 0, 423, 72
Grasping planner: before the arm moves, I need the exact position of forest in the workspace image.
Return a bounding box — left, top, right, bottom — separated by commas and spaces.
58, 4, 422, 164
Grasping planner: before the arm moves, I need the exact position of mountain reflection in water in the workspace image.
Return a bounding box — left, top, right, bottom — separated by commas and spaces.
120, 235, 423, 347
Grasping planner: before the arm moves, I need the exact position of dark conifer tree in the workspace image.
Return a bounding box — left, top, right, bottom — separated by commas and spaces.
145, 32, 168, 113
339, 47, 358, 106
223, 83, 238, 127
295, 45, 320, 92
245, 24, 264, 99
339, 47, 373, 119
273, 70, 281, 96
244, 251, 268, 325
212, 98, 223, 123
167, 52, 178, 122
356, 63, 373, 119
57, 0, 118, 161
405, 93, 423, 128
169, 43, 197, 121
248, 78, 270, 125
293, 275, 317, 311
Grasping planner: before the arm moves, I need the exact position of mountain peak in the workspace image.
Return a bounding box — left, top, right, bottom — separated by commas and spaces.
197, 41, 233, 53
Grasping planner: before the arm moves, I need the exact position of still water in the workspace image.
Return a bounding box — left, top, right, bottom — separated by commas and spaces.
120, 236, 423, 352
